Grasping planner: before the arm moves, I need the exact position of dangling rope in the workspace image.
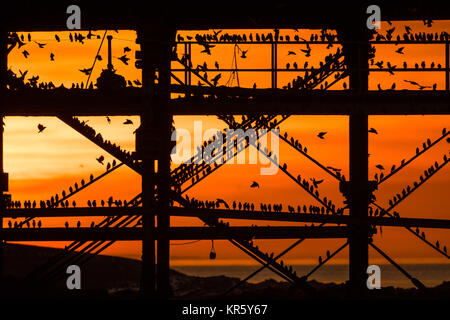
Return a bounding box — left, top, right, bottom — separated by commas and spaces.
225, 44, 242, 87
170, 240, 201, 246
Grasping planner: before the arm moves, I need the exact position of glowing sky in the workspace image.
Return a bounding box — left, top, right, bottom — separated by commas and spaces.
4, 21, 450, 267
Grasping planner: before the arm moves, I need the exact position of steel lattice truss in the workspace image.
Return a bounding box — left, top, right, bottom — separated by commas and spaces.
2, 23, 450, 297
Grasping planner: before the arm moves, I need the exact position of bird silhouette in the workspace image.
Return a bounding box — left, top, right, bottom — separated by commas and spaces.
368, 128, 378, 134
310, 178, 324, 188
317, 132, 327, 139
240, 50, 248, 58
200, 43, 215, 55
300, 44, 311, 57
106, 116, 111, 124
250, 181, 260, 188
395, 47, 404, 54
96, 155, 104, 165
376, 164, 385, 170
22, 50, 30, 58
216, 198, 230, 209
117, 55, 129, 65
50, 53, 55, 61
211, 74, 221, 86
123, 119, 133, 125
34, 41, 46, 48
79, 67, 93, 76
287, 51, 296, 55
37, 124, 46, 133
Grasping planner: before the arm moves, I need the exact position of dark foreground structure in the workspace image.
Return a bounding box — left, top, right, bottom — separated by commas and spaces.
0, 1, 449, 299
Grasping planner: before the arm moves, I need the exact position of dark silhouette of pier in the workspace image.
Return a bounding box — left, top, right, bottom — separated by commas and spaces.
0, 1, 449, 299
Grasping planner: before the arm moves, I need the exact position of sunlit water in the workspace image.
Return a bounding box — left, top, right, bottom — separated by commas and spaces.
173, 264, 450, 288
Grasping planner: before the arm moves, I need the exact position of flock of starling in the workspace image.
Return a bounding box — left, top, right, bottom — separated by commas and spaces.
373, 128, 449, 182
7, 30, 139, 91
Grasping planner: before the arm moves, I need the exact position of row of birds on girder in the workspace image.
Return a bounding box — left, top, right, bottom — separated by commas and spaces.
373, 128, 449, 182
12, 31, 132, 67
6, 196, 133, 209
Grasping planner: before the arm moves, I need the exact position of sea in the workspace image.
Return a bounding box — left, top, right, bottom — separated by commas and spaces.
172, 263, 450, 288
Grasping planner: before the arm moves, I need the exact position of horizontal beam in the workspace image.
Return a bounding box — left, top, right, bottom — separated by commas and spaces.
5, 207, 450, 229
0, 226, 349, 241
4, 89, 450, 116
3, 1, 450, 32
171, 208, 450, 229
169, 90, 450, 115
4, 89, 142, 116
3, 207, 143, 218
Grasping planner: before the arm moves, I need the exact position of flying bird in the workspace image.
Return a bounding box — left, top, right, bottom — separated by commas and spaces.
287, 51, 296, 55
123, 119, 133, 125
34, 41, 46, 48
376, 164, 385, 170
200, 43, 215, 55
368, 128, 378, 134
117, 55, 130, 65
216, 198, 230, 209
79, 67, 93, 75
211, 73, 221, 86
300, 43, 311, 57
96, 155, 105, 165
310, 178, 324, 188
22, 50, 30, 58
37, 124, 46, 133
250, 181, 260, 188
395, 47, 405, 54
123, 47, 131, 53
317, 132, 327, 139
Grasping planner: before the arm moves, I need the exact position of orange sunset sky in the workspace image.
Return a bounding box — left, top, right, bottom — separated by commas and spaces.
4, 20, 450, 268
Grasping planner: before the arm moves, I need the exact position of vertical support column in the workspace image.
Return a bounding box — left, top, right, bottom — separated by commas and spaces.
340, 20, 370, 297
271, 42, 278, 89
155, 25, 173, 299
0, 28, 7, 292
136, 26, 157, 298
107, 35, 113, 71
348, 111, 369, 296
184, 43, 188, 86
188, 43, 192, 87
137, 21, 174, 299
445, 42, 449, 91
